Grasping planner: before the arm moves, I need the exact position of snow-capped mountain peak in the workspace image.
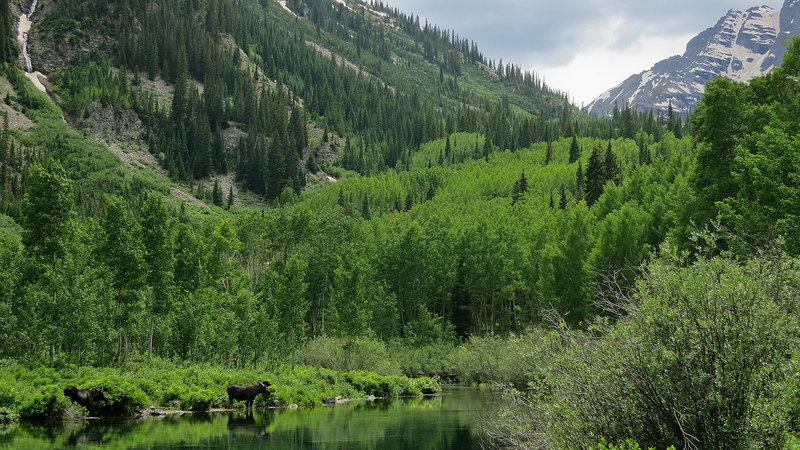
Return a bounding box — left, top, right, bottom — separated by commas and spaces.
585, 1, 800, 117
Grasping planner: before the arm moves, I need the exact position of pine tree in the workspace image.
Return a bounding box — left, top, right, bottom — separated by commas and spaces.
575, 161, 585, 201
545, 141, 552, 165
568, 135, 580, 164
511, 170, 528, 205
361, 193, 371, 219
549, 191, 554, 209
638, 135, 652, 166
266, 124, 288, 200
604, 142, 620, 186
212, 179, 223, 206
212, 125, 227, 174
585, 147, 605, 207
192, 113, 213, 179
226, 184, 234, 210
558, 185, 567, 210
171, 47, 189, 122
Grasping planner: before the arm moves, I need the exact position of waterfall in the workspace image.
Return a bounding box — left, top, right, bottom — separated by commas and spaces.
21, 38, 31, 73
20, 0, 38, 73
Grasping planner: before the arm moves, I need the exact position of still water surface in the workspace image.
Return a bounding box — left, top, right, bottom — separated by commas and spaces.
0, 387, 500, 449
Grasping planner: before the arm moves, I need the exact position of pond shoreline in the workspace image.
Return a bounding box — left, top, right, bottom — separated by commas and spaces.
60, 393, 446, 422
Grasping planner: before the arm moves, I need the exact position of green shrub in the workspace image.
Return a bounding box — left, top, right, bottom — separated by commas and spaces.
0, 380, 18, 407
413, 377, 440, 395
83, 376, 149, 416
179, 388, 216, 411
0, 406, 19, 423
588, 438, 675, 450
18, 386, 70, 420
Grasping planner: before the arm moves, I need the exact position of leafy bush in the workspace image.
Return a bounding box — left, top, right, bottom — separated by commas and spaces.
449, 334, 542, 387
589, 438, 675, 450
179, 388, 217, 411
18, 386, 70, 420
413, 377, 440, 395
0, 380, 18, 407
83, 376, 149, 415
0, 407, 19, 423
298, 336, 402, 375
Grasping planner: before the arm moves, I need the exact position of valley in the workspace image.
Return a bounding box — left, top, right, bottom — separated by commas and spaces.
0, 0, 798, 448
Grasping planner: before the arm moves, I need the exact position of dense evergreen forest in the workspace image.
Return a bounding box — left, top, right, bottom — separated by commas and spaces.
0, 0, 799, 447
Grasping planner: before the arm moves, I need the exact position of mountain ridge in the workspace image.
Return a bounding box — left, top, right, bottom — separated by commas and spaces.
586, 0, 800, 116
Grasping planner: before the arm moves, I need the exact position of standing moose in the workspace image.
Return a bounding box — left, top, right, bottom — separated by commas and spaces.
63, 386, 107, 411
227, 380, 272, 409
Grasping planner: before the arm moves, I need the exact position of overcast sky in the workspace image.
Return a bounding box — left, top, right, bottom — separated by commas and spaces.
382, 0, 784, 107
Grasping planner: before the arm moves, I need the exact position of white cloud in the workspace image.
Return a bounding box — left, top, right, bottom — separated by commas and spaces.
532, 28, 695, 107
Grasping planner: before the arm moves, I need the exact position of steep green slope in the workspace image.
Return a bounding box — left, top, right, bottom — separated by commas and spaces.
22, 0, 580, 199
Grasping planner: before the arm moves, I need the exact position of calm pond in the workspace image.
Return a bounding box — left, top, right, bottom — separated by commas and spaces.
0, 387, 501, 449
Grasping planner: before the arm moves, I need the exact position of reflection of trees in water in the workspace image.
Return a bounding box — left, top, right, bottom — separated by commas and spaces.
3, 388, 494, 449
258, 392, 485, 449
6, 415, 230, 449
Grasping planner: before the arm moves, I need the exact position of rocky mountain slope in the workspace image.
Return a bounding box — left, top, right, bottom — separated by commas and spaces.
586, 0, 800, 116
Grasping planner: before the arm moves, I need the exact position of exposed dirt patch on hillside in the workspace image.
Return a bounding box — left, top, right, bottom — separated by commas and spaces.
0, 77, 34, 130
223, 126, 246, 149
212, 172, 262, 207
77, 102, 145, 145
307, 121, 343, 165
170, 187, 209, 209
137, 74, 174, 110
73, 101, 165, 174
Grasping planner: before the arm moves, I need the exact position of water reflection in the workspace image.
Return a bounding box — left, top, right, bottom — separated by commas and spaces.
0, 387, 499, 449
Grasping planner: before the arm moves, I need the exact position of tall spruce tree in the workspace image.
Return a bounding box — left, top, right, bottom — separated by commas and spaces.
575, 161, 585, 201
212, 179, 223, 206
568, 135, 580, 164
604, 141, 620, 186
511, 170, 528, 205
585, 147, 605, 207
559, 184, 567, 210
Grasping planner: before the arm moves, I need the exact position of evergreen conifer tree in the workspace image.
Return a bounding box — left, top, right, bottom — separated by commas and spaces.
568, 135, 580, 164
545, 141, 552, 165
585, 147, 605, 207
212, 179, 223, 206
604, 142, 620, 186
575, 161, 585, 200
558, 185, 567, 210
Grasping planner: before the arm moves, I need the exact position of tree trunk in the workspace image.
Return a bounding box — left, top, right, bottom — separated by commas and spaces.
149, 325, 154, 360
